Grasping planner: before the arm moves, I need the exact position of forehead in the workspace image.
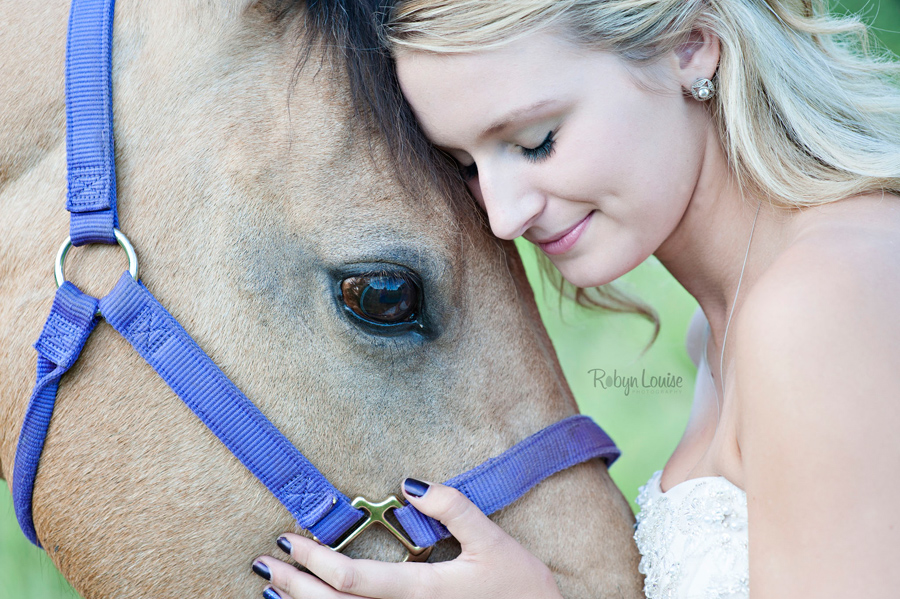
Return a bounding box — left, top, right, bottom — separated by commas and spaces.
394, 31, 597, 148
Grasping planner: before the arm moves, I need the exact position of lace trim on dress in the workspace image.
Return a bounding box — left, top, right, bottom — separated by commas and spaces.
633, 470, 749, 599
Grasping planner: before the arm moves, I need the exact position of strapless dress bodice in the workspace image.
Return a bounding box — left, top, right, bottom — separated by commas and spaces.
633, 469, 749, 598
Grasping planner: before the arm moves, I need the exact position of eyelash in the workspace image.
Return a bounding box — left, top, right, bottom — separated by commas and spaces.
457, 129, 556, 181
520, 130, 556, 162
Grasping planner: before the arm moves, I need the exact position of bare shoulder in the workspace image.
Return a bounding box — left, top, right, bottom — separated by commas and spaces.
730, 195, 900, 595
737, 193, 900, 339
760, 192, 900, 299
733, 195, 900, 435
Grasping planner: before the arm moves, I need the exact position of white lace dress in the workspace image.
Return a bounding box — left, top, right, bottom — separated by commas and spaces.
633, 470, 749, 598
632, 306, 749, 598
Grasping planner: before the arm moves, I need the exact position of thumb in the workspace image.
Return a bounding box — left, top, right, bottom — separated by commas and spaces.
401, 478, 508, 554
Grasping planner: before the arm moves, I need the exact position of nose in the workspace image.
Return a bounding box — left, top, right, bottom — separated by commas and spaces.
475, 165, 544, 241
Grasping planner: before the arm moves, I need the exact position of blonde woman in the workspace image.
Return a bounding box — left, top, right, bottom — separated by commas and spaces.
251, 1, 900, 597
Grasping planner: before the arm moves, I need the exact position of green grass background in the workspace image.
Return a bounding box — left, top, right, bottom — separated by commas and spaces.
2, 1, 897, 595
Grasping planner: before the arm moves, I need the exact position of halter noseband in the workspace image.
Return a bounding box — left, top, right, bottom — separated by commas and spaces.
12, 0, 620, 562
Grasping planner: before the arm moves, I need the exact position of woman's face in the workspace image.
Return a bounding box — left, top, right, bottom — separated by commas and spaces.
395, 29, 714, 288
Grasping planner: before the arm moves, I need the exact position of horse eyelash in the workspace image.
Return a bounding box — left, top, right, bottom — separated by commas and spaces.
521, 130, 556, 163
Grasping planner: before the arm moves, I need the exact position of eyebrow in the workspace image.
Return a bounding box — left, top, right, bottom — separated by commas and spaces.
479, 99, 561, 138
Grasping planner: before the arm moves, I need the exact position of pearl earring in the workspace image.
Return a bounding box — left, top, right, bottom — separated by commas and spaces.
690, 77, 716, 101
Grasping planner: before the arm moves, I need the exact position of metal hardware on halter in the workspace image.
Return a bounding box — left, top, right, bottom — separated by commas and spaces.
13, 0, 623, 556
54, 228, 139, 288
316, 496, 433, 563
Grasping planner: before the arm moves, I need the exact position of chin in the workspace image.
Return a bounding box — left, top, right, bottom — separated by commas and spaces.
553, 247, 642, 289
554, 263, 615, 290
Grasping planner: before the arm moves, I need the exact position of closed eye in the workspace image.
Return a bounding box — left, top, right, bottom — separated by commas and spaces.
520, 130, 555, 162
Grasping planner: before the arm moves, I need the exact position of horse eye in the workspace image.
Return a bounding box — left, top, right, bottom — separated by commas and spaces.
340, 273, 420, 325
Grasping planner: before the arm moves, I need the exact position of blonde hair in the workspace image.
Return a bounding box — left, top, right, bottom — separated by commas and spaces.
383, 0, 900, 354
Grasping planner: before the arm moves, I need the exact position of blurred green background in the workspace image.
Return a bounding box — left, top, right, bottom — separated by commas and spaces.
2, 0, 897, 596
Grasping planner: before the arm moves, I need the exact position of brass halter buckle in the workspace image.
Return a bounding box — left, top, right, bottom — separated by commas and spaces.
315, 495, 433, 562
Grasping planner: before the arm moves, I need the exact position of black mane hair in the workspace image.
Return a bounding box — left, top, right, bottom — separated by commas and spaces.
267, 0, 480, 226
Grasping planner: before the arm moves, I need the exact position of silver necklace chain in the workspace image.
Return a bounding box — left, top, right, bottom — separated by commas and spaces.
706, 199, 763, 424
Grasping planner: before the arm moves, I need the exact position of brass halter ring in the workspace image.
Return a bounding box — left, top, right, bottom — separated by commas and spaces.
54, 228, 139, 289
315, 495, 433, 563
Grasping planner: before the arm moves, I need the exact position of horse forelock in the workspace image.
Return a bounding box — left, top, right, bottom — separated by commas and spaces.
268, 0, 485, 232
0, 4, 647, 595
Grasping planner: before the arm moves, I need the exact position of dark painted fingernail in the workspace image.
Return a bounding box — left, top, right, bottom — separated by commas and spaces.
403, 478, 430, 498
251, 562, 272, 580
252, 561, 271, 581
262, 588, 282, 599
276, 536, 292, 554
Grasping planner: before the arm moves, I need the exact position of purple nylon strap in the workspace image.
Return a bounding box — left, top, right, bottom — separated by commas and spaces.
13, 272, 622, 549
395, 415, 619, 547
65, 0, 118, 245
97, 273, 366, 544
12, 283, 99, 547
13, 0, 624, 555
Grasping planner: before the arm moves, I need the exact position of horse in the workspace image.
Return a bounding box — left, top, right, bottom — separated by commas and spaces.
0, 1, 644, 597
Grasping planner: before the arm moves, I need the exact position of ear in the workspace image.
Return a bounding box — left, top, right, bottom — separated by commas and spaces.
673, 27, 720, 88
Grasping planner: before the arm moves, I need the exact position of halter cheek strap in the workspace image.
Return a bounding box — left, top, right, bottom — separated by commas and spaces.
65, 0, 118, 245
12, 283, 100, 546
12, 0, 621, 558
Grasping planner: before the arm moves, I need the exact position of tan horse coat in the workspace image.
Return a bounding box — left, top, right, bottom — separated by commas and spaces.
0, 2, 643, 597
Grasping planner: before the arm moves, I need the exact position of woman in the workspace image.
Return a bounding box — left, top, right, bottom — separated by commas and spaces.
251, 1, 900, 597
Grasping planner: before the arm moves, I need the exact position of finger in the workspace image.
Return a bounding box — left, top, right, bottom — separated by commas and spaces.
401, 478, 509, 555
262, 585, 297, 599
254, 555, 351, 599
276, 532, 430, 599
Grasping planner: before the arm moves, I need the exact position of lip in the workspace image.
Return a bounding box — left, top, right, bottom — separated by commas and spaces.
533, 212, 594, 255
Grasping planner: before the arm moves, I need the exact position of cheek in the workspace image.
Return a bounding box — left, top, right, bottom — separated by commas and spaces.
571, 110, 696, 214
549, 122, 633, 205
572, 83, 694, 198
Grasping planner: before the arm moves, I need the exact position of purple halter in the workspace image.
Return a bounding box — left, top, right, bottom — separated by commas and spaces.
12, 0, 620, 561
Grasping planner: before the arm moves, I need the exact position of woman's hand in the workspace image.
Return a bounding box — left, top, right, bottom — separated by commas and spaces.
252, 479, 564, 599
